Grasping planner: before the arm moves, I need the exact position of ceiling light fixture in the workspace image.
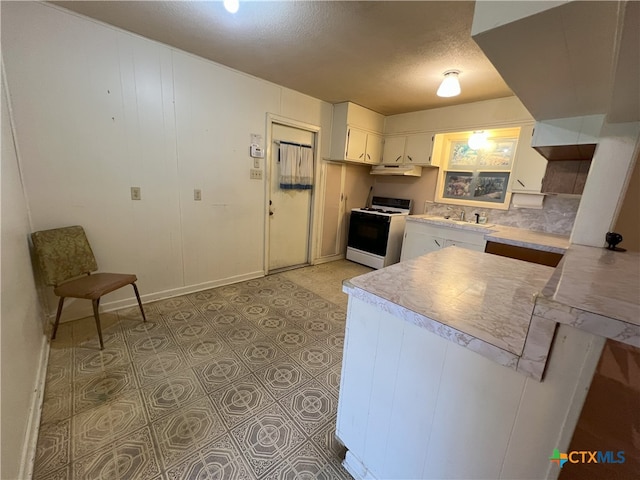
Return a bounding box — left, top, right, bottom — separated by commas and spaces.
437, 70, 461, 98
224, 0, 239, 13
468, 131, 489, 150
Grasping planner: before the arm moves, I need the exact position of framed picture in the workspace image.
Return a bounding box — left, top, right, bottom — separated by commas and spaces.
433, 127, 521, 210
477, 139, 517, 169
443, 172, 473, 198
473, 172, 510, 202
449, 141, 478, 167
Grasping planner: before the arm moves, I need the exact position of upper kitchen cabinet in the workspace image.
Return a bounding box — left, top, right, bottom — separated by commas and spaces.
381, 133, 437, 166
328, 102, 384, 164
510, 124, 547, 193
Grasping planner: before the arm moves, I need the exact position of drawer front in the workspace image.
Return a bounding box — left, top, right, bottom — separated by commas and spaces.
443, 239, 486, 252
405, 221, 486, 246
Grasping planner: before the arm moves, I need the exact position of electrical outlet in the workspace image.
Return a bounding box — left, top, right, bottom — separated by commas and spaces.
194, 189, 202, 201
250, 169, 263, 180
131, 187, 141, 200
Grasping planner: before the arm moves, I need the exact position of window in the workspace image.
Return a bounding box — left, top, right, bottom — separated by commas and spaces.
433, 127, 520, 210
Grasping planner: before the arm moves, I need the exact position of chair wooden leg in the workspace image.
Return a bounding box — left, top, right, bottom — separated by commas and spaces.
92, 298, 104, 350
132, 283, 147, 322
52, 297, 65, 340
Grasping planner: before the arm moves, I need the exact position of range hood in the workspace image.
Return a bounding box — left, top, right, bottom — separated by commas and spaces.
370, 164, 422, 176
531, 115, 604, 161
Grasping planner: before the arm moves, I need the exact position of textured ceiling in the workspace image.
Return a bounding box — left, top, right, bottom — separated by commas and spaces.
51, 1, 514, 116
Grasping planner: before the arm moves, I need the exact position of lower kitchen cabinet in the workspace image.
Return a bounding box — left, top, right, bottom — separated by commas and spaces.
400, 220, 486, 261
484, 241, 563, 267
318, 162, 374, 261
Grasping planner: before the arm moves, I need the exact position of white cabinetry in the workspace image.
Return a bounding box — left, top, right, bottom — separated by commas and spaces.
531, 114, 604, 148
329, 102, 384, 164
400, 220, 486, 261
382, 133, 436, 166
510, 124, 548, 193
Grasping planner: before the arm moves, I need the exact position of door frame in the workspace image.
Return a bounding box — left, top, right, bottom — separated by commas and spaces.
264, 113, 322, 275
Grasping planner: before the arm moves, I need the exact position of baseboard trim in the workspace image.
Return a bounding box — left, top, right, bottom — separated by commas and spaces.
19, 334, 50, 480
48, 270, 266, 323
343, 450, 379, 480
313, 253, 345, 265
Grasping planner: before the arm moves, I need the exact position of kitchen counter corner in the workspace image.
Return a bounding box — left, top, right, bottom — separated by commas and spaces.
343, 247, 555, 378
536, 244, 640, 347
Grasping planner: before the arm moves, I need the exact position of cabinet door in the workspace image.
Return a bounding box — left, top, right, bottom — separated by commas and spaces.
382, 136, 406, 165
400, 231, 444, 261
511, 124, 548, 193
345, 127, 368, 162
443, 239, 486, 252
365, 133, 384, 164
319, 163, 345, 258
405, 133, 435, 166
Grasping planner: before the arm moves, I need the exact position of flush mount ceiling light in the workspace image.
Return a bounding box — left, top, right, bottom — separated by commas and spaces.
436, 70, 461, 98
224, 0, 239, 13
468, 131, 489, 150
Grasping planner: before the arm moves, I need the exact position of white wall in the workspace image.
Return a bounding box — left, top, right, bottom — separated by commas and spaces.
383, 96, 533, 134
1, 2, 333, 320
1, 65, 48, 480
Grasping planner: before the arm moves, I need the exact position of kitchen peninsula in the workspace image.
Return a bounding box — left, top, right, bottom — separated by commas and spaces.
336, 244, 639, 480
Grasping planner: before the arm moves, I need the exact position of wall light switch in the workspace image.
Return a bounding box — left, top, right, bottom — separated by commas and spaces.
194, 189, 202, 201
250, 169, 263, 180
253, 158, 260, 168
131, 187, 141, 200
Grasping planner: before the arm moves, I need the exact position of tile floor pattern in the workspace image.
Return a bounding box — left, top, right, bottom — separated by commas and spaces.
34, 260, 372, 480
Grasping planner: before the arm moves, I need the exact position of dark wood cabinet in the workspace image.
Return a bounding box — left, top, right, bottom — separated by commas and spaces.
484, 241, 563, 267
541, 159, 591, 194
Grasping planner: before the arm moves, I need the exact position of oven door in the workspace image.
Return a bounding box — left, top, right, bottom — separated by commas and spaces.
347, 211, 391, 257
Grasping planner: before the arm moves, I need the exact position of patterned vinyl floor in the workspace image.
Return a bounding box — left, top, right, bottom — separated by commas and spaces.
33, 260, 372, 480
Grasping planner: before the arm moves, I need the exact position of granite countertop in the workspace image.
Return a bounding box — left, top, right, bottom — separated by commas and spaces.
535, 245, 640, 347
343, 247, 555, 377
407, 215, 570, 254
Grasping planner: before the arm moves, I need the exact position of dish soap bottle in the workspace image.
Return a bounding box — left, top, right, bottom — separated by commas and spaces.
478, 211, 488, 224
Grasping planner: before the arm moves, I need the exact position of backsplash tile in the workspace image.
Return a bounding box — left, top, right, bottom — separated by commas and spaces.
425, 195, 580, 236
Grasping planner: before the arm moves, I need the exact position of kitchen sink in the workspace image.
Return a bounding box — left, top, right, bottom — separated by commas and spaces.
425, 216, 496, 231
442, 217, 494, 227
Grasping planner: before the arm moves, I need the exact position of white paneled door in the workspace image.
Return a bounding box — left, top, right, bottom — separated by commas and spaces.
268, 123, 314, 271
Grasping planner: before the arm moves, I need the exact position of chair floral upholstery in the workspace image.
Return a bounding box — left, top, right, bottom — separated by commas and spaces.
31, 226, 146, 349
32, 226, 98, 286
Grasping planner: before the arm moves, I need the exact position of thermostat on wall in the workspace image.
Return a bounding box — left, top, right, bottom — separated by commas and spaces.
250, 144, 264, 158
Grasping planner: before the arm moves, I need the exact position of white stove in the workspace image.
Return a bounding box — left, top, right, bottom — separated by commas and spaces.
346, 196, 412, 269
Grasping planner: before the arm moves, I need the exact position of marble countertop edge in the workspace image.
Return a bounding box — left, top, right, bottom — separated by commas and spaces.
407, 215, 570, 253
343, 280, 521, 370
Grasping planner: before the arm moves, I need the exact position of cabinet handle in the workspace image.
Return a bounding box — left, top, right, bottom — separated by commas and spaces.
395, 156, 402, 162
346, 129, 350, 157
517, 179, 525, 187
359, 153, 365, 159
366, 153, 371, 161
407, 155, 413, 162
435, 239, 441, 247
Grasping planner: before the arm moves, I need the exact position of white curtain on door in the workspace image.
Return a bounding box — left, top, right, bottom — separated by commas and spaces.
279, 143, 313, 190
